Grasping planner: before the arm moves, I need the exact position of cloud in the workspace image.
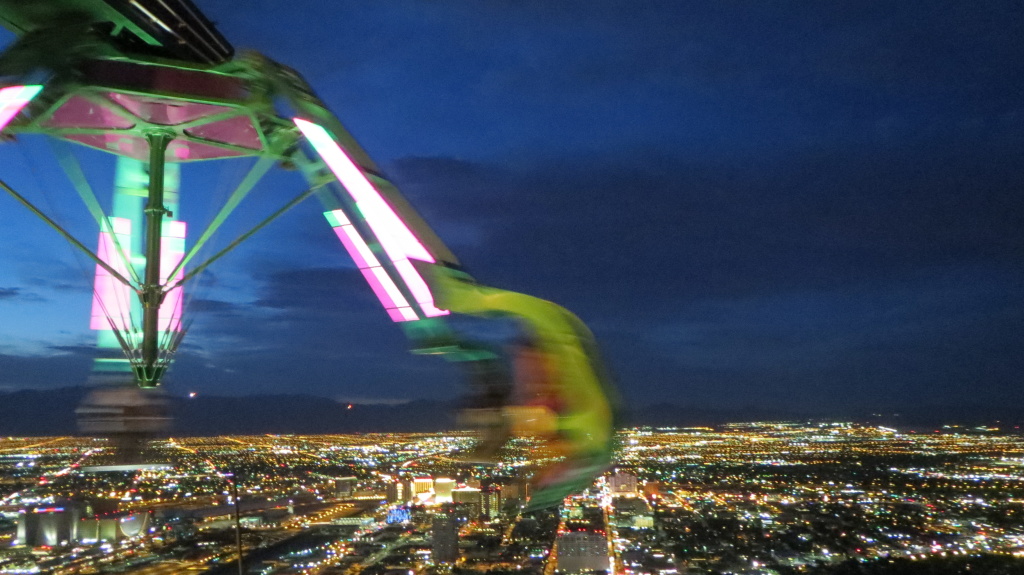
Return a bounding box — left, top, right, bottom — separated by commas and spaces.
251, 267, 370, 311
185, 298, 246, 315
389, 133, 1024, 309
0, 350, 93, 390
169, 265, 463, 400
0, 288, 19, 299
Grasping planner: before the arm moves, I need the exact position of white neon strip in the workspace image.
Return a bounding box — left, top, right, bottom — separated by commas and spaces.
159, 221, 186, 332
388, 307, 419, 322
369, 266, 411, 309
359, 269, 400, 309
334, 224, 381, 269
295, 119, 434, 263
300, 122, 449, 319
0, 85, 42, 132
326, 210, 418, 321
392, 259, 448, 317
128, 0, 175, 34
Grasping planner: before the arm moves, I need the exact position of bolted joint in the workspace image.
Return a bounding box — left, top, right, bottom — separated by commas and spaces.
143, 128, 176, 145
143, 205, 171, 216
140, 286, 165, 309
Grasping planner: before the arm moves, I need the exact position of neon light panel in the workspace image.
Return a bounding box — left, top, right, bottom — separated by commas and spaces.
91, 218, 133, 331
300, 118, 448, 319
326, 209, 417, 321
295, 119, 433, 263
159, 220, 186, 331
0, 85, 42, 132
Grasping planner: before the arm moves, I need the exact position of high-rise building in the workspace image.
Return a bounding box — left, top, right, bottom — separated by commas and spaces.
434, 478, 456, 503
555, 531, 609, 573
413, 476, 434, 495
386, 481, 403, 504
452, 487, 482, 517
642, 480, 661, 498
336, 476, 357, 497
501, 479, 529, 502
609, 471, 638, 495
482, 485, 502, 520
16, 504, 86, 547
431, 507, 460, 563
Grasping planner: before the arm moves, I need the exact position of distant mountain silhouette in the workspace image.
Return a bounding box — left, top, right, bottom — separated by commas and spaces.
0, 387, 457, 436
172, 393, 457, 435
0, 387, 1020, 436
623, 402, 1024, 431
0, 387, 90, 435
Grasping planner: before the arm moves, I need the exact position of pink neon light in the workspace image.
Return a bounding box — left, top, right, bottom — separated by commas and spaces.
386, 307, 418, 322
90, 218, 133, 331
333, 226, 377, 270
165, 220, 187, 238
159, 221, 186, 332
392, 259, 448, 317
369, 266, 411, 309
294, 119, 434, 263
327, 209, 423, 322
110, 217, 131, 235
0, 85, 42, 132
359, 268, 397, 308
387, 308, 409, 322
300, 118, 452, 320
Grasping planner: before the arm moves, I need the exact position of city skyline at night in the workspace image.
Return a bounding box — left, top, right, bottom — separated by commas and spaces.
0, 1, 1021, 417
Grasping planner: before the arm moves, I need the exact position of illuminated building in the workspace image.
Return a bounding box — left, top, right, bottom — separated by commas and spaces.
16, 503, 86, 547
77, 511, 150, 543
482, 485, 502, 520
452, 487, 482, 516
609, 470, 638, 495
386, 481, 403, 503
335, 476, 357, 497
555, 531, 609, 573
414, 476, 433, 495
431, 507, 460, 563
642, 480, 661, 498
434, 478, 456, 503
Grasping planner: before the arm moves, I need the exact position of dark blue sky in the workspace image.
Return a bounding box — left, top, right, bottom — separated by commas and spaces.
0, 1, 1022, 413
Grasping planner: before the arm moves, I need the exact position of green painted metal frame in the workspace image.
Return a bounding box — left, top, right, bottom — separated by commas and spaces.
0, 10, 619, 507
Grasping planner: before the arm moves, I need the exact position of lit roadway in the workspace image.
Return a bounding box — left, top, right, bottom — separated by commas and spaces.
119, 500, 372, 575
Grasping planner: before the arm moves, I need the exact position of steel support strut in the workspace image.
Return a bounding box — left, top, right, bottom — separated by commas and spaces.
137, 131, 173, 387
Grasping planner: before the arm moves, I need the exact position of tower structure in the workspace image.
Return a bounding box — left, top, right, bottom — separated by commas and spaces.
0, 0, 618, 508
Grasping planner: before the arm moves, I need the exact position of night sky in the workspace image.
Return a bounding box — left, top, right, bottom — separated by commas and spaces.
0, 1, 1021, 414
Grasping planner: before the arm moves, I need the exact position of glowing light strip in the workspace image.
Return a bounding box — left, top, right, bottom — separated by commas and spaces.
0, 85, 42, 132
159, 221, 186, 332
91, 218, 133, 331
393, 259, 448, 317
326, 209, 417, 322
300, 118, 448, 319
295, 118, 433, 263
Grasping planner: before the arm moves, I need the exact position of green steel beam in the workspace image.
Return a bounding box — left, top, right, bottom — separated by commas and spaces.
137, 130, 173, 387
0, 177, 133, 287
169, 183, 323, 290
166, 155, 275, 282
52, 140, 142, 285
